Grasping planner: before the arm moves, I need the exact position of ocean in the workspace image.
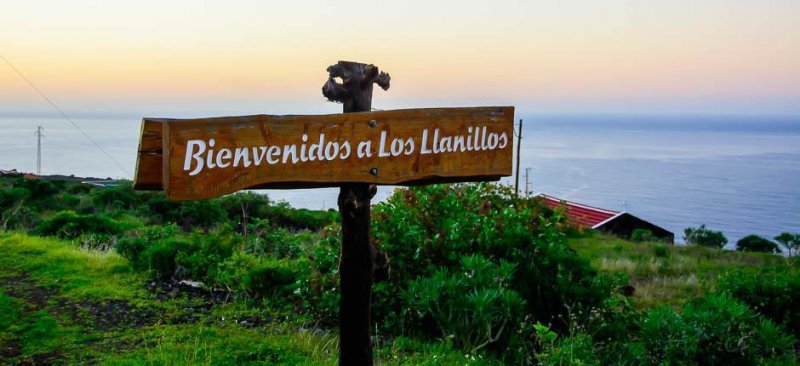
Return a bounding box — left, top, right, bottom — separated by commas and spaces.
1, 113, 798, 246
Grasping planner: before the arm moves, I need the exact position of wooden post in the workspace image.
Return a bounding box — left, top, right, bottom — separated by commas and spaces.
322, 61, 390, 366
514, 119, 522, 196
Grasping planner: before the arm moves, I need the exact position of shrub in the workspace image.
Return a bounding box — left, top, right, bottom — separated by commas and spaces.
174, 231, 236, 280
138, 194, 226, 230
349, 184, 616, 361
265, 201, 338, 231
76, 233, 116, 251
641, 294, 796, 365
176, 200, 227, 230
218, 191, 271, 225
142, 238, 184, 278
243, 259, 296, 298
115, 236, 149, 269
736, 235, 779, 254
775, 232, 800, 257
683, 224, 727, 248
534, 323, 599, 366
91, 184, 141, 211
13, 178, 58, 201
653, 245, 669, 258
295, 225, 341, 325
36, 210, 127, 238
631, 228, 655, 242
718, 269, 800, 336
213, 254, 296, 300
246, 224, 308, 259
1, 188, 39, 230
116, 226, 235, 280
406, 255, 524, 353
115, 225, 179, 269
640, 306, 699, 362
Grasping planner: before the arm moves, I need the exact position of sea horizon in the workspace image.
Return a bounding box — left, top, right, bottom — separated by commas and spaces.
1, 112, 798, 246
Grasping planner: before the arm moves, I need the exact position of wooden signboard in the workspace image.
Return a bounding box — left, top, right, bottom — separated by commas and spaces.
133, 106, 514, 200
135, 60, 514, 366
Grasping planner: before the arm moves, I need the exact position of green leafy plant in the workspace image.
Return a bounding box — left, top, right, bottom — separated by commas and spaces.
406, 255, 524, 353
774, 232, 799, 256
35, 210, 129, 238
718, 269, 800, 336
630, 228, 655, 242
736, 235, 779, 254
534, 322, 599, 366
683, 224, 728, 248
641, 294, 796, 365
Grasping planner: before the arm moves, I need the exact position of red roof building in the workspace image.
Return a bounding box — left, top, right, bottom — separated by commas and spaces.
537, 193, 674, 243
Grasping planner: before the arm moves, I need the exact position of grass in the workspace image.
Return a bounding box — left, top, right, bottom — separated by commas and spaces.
0, 231, 486, 365
3, 229, 792, 364
0, 232, 146, 300
570, 234, 794, 309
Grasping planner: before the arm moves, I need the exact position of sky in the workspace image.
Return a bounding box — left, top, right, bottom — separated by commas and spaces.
1, 0, 799, 117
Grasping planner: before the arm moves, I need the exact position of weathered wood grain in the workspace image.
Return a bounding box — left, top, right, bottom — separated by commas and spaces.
132, 120, 162, 190
133, 106, 514, 200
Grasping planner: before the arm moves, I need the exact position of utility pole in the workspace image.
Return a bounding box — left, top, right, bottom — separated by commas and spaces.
514, 119, 523, 196
524, 167, 531, 197
35, 125, 44, 175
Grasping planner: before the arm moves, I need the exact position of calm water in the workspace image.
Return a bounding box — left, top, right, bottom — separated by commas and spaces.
1, 114, 798, 246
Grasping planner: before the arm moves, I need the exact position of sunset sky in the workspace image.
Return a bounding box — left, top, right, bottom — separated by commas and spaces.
1, 0, 799, 117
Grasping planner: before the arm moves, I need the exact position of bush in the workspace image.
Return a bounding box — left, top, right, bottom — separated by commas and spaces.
683, 224, 727, 248
36, 210, 128, 238
736, 235, 779, 254
335, 183, 618, 361
630, 228, 655, 242
13, 178, 58, 201
718, 269, 800, 336
246, 222, 309, 259
218, 191, 271, 226
294, 225, 341, 325
406, 255, 524, 353
640, 306, 699, 362
75, 233, 116, 251
115, 225, 179, 269
116, 226, 236, 280
534, 323, 599, 366
138, 194, 226, 230
91, 184, 141, 211
142, 238, 184, 278
176, 200, 227, 230
265, 201, 338, 231
775, 232, 800, 257
641, 294, 796, 365
174, 232, 234, 280
243, 259, 296, 298
653, 245, 669, 258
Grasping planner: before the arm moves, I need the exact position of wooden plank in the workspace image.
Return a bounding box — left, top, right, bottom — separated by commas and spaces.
135, 106, 514, 200
132, 119, 163, 190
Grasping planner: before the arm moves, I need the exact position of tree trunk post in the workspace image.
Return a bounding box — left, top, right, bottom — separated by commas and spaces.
322, 61, 390, 366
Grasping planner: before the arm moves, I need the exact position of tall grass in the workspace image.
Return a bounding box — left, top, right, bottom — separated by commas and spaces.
570, 234, 792, 308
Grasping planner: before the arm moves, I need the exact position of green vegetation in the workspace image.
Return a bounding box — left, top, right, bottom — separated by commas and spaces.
776, 232, 800, 257
570, 234, 789, 309
736, 234, 781, 253
683, 224, 728, 248
1, 175, 798, 364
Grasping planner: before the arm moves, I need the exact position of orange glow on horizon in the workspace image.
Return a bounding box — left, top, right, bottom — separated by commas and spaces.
2, 0, 798, 114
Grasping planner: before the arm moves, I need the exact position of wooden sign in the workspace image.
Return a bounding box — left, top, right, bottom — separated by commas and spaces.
133, 106, 514, 200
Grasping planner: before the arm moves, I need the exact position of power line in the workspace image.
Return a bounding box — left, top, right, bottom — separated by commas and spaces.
0, 53, 131, 178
